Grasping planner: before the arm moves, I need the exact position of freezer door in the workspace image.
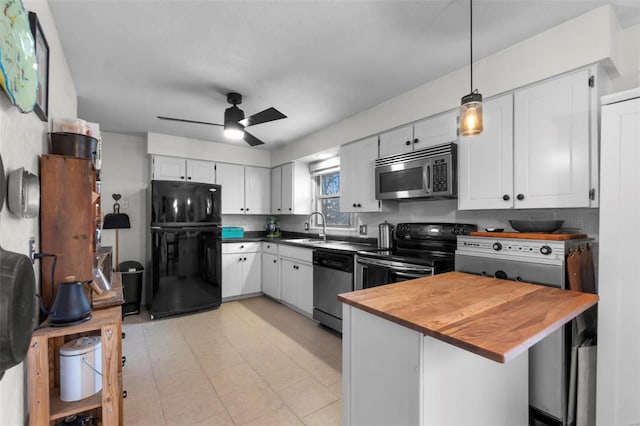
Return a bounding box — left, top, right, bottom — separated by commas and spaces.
151, 180, 221, 225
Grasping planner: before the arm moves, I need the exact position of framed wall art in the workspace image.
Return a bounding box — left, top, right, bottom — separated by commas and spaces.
29, 11, 49, 122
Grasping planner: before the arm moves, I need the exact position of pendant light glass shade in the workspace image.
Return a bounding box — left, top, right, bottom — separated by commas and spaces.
460, 91, 483, 136
460, 0, 483, 137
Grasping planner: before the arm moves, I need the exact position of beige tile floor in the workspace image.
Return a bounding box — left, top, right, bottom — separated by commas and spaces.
121, 297, 342, 425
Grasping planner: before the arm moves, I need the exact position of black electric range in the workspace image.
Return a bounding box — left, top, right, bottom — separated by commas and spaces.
355, 222, 477, 288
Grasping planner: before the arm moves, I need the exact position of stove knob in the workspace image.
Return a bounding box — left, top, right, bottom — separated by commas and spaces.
492, 242, 503, 251
540, 245, 552, 255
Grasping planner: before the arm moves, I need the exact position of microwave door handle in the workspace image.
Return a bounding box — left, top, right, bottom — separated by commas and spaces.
423, 160, 432, 194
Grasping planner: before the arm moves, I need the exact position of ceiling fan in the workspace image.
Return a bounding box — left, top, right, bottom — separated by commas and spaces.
157, 92, 286, 146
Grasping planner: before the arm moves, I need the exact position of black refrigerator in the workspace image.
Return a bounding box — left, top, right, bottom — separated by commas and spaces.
150, 180, 222, 319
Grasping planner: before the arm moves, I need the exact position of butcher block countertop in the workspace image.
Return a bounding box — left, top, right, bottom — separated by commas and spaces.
338, 271, 598, 363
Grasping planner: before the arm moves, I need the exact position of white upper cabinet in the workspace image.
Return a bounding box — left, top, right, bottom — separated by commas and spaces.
245, 166, 271, 215
378, 125, 414, 158
413, 110, 459, 149
152, 156, 216, 183
340, 136, 392, 213
270, 167, 283, 215
217, 163, 270, 215
458, 94, 514, 210
152, 156, 186, 181
271, 162, 311, 215
458, 67, 598, 210
186, 159, 216, 184
216, 163, 246, 214
379, 110, 458, 158
513, 68, 593, 208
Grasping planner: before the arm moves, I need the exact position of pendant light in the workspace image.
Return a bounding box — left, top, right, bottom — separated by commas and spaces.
460, 0, 483, 136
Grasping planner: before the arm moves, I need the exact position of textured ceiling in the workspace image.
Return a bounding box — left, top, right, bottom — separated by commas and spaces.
48, 0, 640, 150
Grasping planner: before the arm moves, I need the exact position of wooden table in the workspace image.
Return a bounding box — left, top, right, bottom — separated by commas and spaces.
338, 272, 598, 426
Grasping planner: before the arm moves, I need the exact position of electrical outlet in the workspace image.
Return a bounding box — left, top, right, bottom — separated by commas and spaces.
29, 237, 36, 263
359, 225, 367, 235
122, 199, 129, 209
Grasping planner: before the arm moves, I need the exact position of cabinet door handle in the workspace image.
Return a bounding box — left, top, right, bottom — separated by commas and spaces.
240, 208, 244, 211
240, 245, 244, 249
180, 176, 185, 180
405, 140, 411, 146
188, 176, 192, 180
277, 208, 281, 211
243, 257, 247, 261
357, 203, 362, 207
413, 138, 419, 144
503, 194, 510, 201
288, 207, 292, 211
273, 259, 277, 263
246, 208, 249, 212
517, 194, 525, 201
353, 203, 357, 207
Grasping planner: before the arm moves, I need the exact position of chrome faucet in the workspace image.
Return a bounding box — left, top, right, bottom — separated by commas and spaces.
306, 211, 327, 241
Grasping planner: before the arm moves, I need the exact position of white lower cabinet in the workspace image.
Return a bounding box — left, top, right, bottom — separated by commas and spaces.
278, 245, 313, 316
221, 243, 261, 298
343, 306, 528, 426
261, 242, 280, 299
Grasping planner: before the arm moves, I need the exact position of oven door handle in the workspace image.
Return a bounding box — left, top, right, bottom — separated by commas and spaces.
393, 271, 432, 279
390, 266, 433, 275
356, 258, 394, 268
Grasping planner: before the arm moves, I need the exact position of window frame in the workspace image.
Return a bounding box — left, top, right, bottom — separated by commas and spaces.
310, 166, 353, 230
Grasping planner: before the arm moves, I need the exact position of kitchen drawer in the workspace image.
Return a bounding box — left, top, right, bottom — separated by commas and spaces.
262, 242, 278, 255
278, 245, 313, 263
222, 242, 261, 254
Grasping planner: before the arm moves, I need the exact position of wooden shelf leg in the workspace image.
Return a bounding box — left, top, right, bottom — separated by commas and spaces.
27, 335, 50, 426
101, 322, 122, 425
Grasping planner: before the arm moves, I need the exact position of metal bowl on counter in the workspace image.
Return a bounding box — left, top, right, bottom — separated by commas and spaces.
509, 220, 564, 233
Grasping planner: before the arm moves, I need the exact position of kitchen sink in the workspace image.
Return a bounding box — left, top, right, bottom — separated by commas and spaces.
283, 238, 346, 245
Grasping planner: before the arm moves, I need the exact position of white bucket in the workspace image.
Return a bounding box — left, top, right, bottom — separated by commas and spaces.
59, 336, 102, 402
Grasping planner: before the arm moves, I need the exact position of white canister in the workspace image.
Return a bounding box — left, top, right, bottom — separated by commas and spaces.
59, 336, 102, 402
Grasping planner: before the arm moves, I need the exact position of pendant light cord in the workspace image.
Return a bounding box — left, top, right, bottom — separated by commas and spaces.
469, 0, 473, 93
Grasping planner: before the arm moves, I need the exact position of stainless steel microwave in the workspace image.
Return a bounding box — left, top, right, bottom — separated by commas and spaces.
374, 142, 457, 200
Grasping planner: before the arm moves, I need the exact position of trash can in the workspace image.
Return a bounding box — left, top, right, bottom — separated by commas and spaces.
119, 261, 143, 316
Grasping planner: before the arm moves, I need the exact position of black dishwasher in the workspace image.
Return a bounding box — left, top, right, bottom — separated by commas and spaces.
312, 249, 354, 332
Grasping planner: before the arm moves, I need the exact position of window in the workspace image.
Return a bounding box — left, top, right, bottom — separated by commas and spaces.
313, 167, 351, 228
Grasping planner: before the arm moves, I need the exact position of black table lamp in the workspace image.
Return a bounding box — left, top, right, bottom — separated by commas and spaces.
102, 194, 131, 268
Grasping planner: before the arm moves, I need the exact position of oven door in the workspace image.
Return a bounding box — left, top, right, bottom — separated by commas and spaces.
356, 256, 433, 289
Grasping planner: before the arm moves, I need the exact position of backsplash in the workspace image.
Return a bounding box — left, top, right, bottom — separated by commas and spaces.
277, 199, 600, 240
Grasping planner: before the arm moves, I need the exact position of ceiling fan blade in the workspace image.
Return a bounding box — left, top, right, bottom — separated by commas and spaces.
157, 116, 223, 127
239, 107, 286, 127
243, 130, 265, 146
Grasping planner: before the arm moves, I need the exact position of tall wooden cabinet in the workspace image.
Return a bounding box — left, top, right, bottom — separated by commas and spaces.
40, 155, 98, 305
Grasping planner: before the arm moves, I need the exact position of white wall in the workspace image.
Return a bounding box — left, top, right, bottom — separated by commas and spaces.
272, 5, 637, 166
0, 0, 77, 423
147, 132, 271, 167
99, 132, 149, 268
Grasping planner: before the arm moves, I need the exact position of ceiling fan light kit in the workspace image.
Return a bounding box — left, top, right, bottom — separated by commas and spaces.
460, 0, 483, 137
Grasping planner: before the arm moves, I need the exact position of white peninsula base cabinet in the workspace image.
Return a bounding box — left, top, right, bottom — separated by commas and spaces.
342, 306, 528, 426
